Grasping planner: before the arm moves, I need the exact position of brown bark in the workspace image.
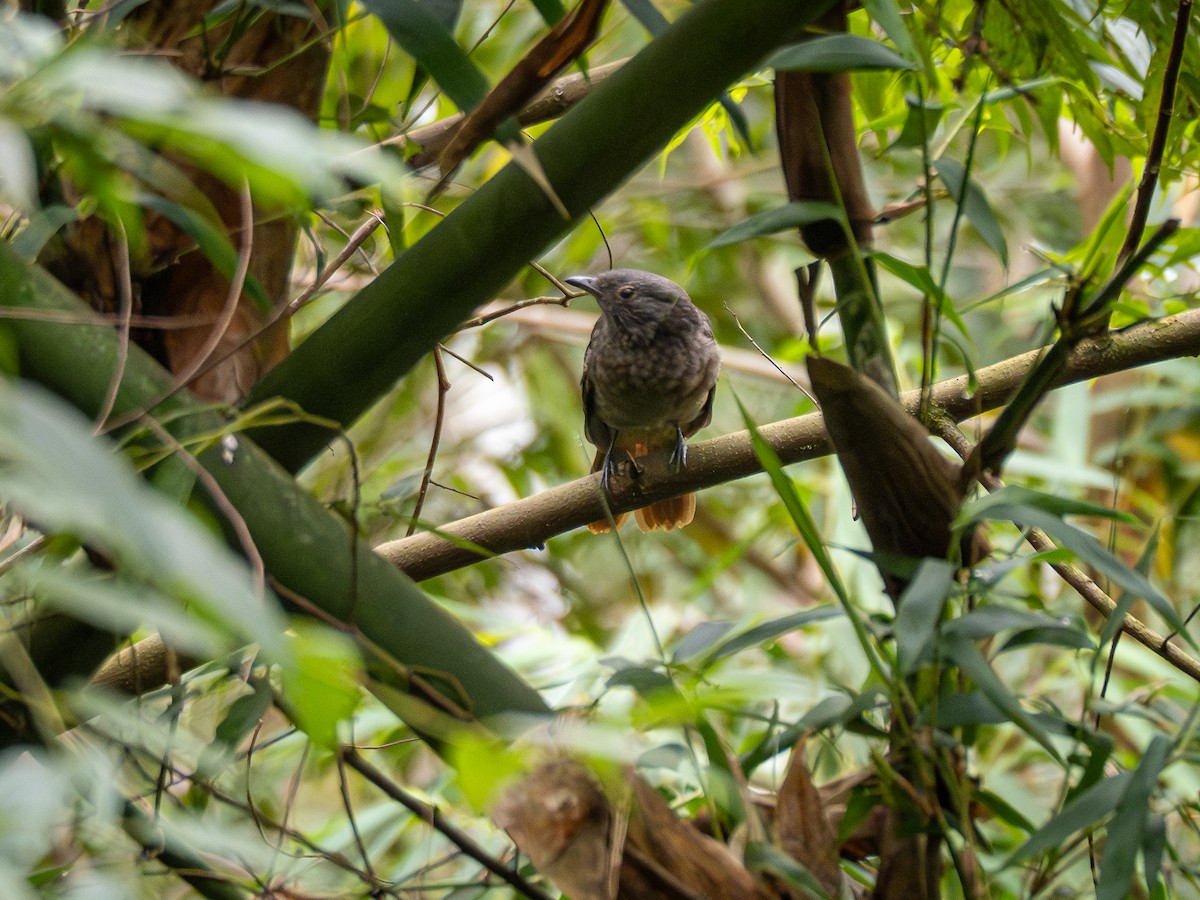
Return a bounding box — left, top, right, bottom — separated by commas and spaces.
774, 3, 875, 257
43, 2, 333, 401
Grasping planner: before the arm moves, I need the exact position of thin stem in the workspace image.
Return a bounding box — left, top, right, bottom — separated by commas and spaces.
342, 747, 553, 900
1116, 0, 1192, 269
407, 348, 450, 537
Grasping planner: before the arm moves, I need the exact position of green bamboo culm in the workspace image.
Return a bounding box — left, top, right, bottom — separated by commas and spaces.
245, 0, 839, 471
0, 243, 548, 728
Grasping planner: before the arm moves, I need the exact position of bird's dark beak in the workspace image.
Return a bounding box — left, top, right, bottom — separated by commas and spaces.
565, 275, 599, 296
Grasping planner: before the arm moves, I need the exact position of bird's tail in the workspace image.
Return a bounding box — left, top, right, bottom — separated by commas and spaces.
587, 495, 696, 533
586, 444, 699, 533
634, 493, 696, 531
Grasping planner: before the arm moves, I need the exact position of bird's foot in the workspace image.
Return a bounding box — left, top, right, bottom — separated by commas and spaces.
667, 425, 687, 474
600, 443, 638, 493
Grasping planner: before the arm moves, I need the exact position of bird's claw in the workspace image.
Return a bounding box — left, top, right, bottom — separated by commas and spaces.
667, 425, 687, 473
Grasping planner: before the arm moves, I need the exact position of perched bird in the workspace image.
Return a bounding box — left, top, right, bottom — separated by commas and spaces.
566, 269, 720, 532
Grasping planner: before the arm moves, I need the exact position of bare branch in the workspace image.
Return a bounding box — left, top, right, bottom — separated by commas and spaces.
377, 308, 1200, 581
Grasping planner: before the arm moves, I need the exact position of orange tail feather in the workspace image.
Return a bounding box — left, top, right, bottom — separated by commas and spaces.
633, 493, 696, 532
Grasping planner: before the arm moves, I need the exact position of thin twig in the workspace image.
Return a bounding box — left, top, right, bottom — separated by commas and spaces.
1116, 0, 1192, 268
342, 747, 553, 900
290, 211, 384, 313
376, 307, 1200, 582
438, 343, 494, 381
96, 223, 134, 432
458, 292, 580, 330
407, 348, 450, 537
137, 415, 267, 598
171, 180, 255, 394
336, 750, 377, 879
725, 304, 816, 404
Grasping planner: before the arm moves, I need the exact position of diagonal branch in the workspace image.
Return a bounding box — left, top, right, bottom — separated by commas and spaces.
377, 309, 1200, 581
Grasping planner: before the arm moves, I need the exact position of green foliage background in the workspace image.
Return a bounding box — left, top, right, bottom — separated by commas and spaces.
1, 0, 1200, 897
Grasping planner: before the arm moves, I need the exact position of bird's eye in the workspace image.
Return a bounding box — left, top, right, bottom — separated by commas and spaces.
618, 285, 635, 299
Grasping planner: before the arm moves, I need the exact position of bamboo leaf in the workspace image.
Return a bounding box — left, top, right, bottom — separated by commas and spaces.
894, 558, 955, 674
703, 605, 842, 665
1005, 772, 1131, 866
767, 33, 916, 72
672, 620, 737, 662
138, 193, 270, 311
957, 488, 1190, 642
933, 158, 1008, 266
361, 0, 490, 111
941, 633, 1063, 763
1097, 734, 1170, 900
708, 201, 846, 248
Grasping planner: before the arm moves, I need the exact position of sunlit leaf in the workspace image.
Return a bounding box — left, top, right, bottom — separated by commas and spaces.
860, 0, 916, 60
0, 380, 287, 658
279, 620, 364, 749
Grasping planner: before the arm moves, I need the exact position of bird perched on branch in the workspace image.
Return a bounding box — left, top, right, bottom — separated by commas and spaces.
566, 269, 720, 532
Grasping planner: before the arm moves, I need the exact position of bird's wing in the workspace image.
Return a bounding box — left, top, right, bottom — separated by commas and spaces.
581, 329, 614, 453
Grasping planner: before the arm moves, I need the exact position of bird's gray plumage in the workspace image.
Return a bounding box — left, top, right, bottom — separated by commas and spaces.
567, 269, 720, 531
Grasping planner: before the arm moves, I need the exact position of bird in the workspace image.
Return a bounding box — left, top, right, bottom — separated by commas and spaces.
565, 269, 720, 532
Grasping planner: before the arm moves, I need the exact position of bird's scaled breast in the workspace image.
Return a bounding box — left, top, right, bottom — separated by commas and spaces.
589, 344, 713, 429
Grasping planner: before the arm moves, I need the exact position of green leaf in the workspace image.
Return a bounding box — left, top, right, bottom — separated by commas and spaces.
197, 678, 272, 779
860, 0, 916, 61
958, 484, 1136, 524
894, 558, 955, 674
933, 158, 1008, 266
1005, 772, 1131, 866
7, 203, 79, 260
0, 380, 287, 659
606, 665, 676, 699
974, 788, 1036, 833
279, 620, 364, 749
767, 33, 916, 72
672, 620, 736, 662
998, 624, 1094, 653
703, 605, 842, 665
528, 0, 564, 25
890, 96, 945, 149
707, 201, 846, 248
361, 0, 490, 112
874, 251, 969, 340
936, 691, 1006, 727
941, 634, 1063, 763
1142, 813, 1167, 897
957, 487, 1190, 642
745, 841, 832, 899
943, 605, 1073, 640
21, 566, 228, 658
1097, 734, 1170, 900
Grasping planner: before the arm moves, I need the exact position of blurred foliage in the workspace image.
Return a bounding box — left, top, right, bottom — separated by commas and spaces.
1, 0, 1200, 897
